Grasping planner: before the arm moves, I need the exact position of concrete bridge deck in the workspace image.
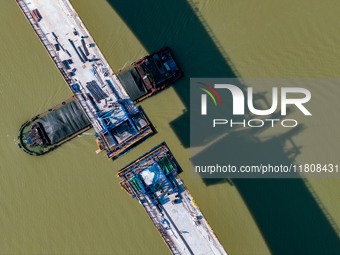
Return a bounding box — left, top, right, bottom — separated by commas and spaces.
119, 143, 228, 255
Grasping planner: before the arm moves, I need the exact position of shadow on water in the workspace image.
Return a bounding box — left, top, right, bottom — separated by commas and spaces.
107, 1, 340, 254
107, 0, 239, 148
193, 125, 340, 254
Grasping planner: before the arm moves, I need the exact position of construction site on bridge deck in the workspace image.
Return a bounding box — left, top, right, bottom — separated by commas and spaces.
17, 0, 155, 159
118, 143, 227, 255
16, 0, 228, 254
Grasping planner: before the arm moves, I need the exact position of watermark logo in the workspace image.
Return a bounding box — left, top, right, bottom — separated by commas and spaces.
199, 82, 222, 115
198, 81, 312, 128
201, 84, 312, 116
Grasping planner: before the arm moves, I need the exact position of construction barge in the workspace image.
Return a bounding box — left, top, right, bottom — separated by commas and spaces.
119, 143, 227, 255
18, 48, 182, 156
18, 97, 91, 155
17, 0, 155, 160
118, 47, 183, 102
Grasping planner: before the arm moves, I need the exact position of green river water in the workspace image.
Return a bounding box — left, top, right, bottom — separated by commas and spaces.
1, 0, 340, 254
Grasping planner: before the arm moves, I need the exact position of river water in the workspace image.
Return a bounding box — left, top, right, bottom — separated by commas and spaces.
1, 0, 339, 254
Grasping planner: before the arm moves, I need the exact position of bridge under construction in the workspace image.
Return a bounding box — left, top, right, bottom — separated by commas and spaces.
17, 0, 227, 254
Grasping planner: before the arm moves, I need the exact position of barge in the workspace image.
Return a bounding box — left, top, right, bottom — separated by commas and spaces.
18, 97, 91, 156
118, 47, 183, 102
118, 143, 227, 255
16, 0, 155, 159
18, 48, 176, 155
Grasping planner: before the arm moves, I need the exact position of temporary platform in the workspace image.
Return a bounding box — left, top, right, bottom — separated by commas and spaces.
17, 0, 155, 159
118, 143, 228, 255
18, 97, 91, 155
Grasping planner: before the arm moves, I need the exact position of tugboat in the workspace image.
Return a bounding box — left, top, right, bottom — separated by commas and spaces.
118, 47, 183, 103
18, 97, 91, 155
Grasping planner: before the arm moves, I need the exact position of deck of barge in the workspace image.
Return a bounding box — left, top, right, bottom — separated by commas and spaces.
18, 97, 91, 156
17, 0, 154, 159
119, 143, 227, 255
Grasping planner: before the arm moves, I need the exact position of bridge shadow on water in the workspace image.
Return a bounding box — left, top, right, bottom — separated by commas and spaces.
107, 1, 340, 254
194, 125, 340, 254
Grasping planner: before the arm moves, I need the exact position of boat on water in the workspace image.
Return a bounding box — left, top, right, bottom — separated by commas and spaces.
18, 48, 181, 156
18, 97, 91, 155
118, 47, 183, 103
